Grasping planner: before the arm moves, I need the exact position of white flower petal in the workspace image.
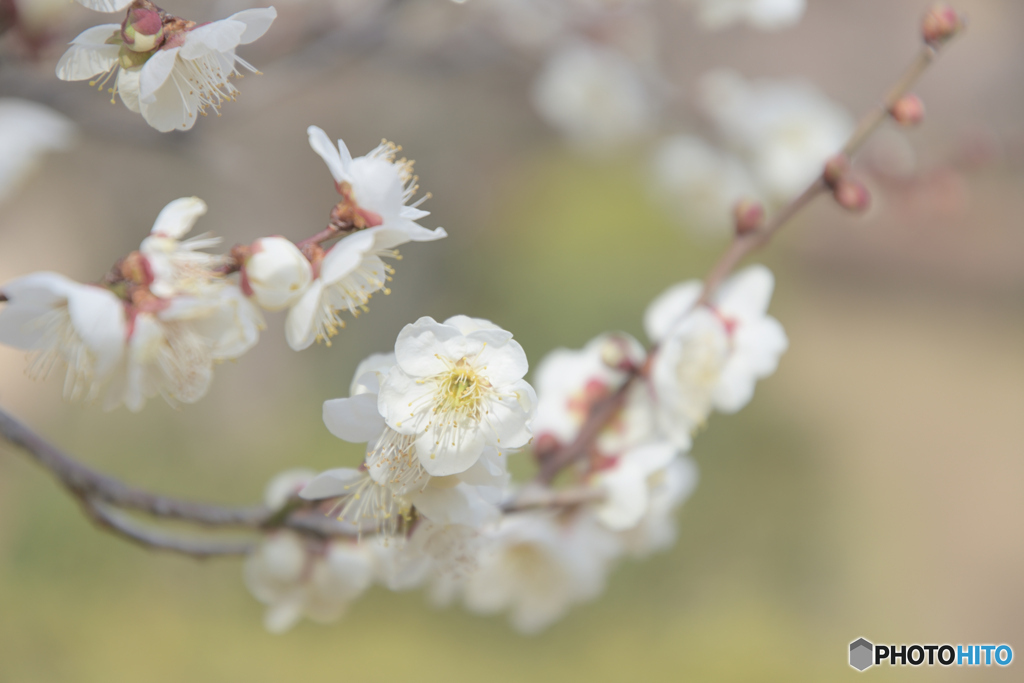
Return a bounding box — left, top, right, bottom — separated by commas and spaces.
299, 468, 365, 500
227, 7, 278, 45
643, 280, 703, 343
150, 196, 207, 238
74, 0, 133, 12
323, 394, 386, 443
138, 47, 180, 103
179, 20, 246, 60
116, 68, 142, 113
284, 280, 323, 351
307, 125, 346, 185
55, 42, 120, 82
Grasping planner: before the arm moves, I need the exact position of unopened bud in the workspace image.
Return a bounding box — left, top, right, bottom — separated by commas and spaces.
732, 199, 764, 236
922, 4, 963, 45
121, 7, 164, 53
833, 179, 871, 213
599, 333, 644, 372
890, 94, 925, 126
823, 154, 850, 187
243, 237, 314, 311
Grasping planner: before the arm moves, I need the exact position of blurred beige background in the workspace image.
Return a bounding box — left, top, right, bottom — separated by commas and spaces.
1, 0, 1022, 680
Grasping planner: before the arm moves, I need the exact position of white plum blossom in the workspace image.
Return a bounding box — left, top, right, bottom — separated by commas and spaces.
0, 99, 76, 205
686, 0, 806, 31
644, 264, 788, 448
377, 315, 536, 477
244, 530, 374, 633
56, 7, 277, 132
700, 69, 853, 200
590, 441, 678, 531
532, 332, 653, 456
242, 237, 314, 311
285, 128, 447, 351
619, 457, 699, 557
460, 512, 621, 633
140, 197, 226, 298
300, 350, 509, 534
0, 272, 126, 401
651, 134, 761, 234
531, 41, 655, 150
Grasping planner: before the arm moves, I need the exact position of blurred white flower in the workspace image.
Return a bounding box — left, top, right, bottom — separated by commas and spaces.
263, 468, 317, 510
242, 237, 313, 312
700, 69, 853, 200
686, 0, 805, 31
377, 315, 536, 477
0, 272, 126, 401
56, 8, 277, 132
652, 135, 760, 234
105, 285, 263, 411
644, 265, 787, 448
461, 512, 621, 633
0, 99, 76, 204
619, 457, 698, 557
532, 41, 655, 150
591, 441, 677, 530
244, 531, 374, 633
532, 332, 653, 456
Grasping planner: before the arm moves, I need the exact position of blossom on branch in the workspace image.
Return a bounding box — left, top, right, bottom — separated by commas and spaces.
285, 127, 447, 351
377, 315, 536, 477
644, 264, 788, 448
56, 3, 277, 132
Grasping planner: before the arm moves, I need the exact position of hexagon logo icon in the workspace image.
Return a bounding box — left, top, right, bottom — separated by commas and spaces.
850, 638, 874, 671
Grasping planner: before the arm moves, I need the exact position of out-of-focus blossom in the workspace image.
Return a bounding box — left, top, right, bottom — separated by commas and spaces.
619, 456, 698, 556
139, 197, 226, 298
378, 315, 536, 477
686, 0, 806, 31
286, 127, 446, 351
591, 440, 677, 530
56, 7, 277, 132
0, 99, 76, 204
532, 332, 653, 456
700, 69, 853, 200
644, 265, 787, 448
460, 512, 621, 633
244, 530, 374, 633
0, 272, 126, 401
242, 237, 314, 312
652, 134, 761, 234
532, 41, 655, 150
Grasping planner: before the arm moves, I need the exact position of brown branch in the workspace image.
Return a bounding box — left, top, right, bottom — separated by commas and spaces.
529, 15, 962, 488
82, 500, 255, 558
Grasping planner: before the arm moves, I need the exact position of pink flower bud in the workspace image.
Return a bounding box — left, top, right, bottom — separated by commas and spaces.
890, 94, 925, 126
833, 179, 871, 213
922, 4, 964, 45
732, 199, 765, 236
121, 7, 164, 53
823, 154, 850, 187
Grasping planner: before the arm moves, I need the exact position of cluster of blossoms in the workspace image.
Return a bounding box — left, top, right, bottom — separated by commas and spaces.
243, 264, 786, 633
56, 0, 278, 131
0, 126, 443, 410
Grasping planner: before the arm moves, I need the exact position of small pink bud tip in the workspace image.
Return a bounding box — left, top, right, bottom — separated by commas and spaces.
890, 94, 925, 126
121, 7, 164, 52
823, 154, 850, 187
833, 179, 871, 213
922, 4, 964, 45
732, 199, 765, 236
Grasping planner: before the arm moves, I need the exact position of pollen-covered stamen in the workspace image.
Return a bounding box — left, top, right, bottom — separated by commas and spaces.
25, 305, 101, 402
312, 250, 400, 346
366, 429, 429, 495
327, 472, 410, 538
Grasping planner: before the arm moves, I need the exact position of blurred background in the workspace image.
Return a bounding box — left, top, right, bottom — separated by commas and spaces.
1, 0, 1022, 680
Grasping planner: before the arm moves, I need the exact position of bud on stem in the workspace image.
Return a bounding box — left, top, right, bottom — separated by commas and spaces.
833, 179, 871, 212
732, 199, 765, 236
922, 4, 964, 45
890, 94, 925, 126
121, 6, 164, 53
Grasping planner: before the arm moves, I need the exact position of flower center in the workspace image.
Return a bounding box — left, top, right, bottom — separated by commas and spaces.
435, 358, 490, 420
